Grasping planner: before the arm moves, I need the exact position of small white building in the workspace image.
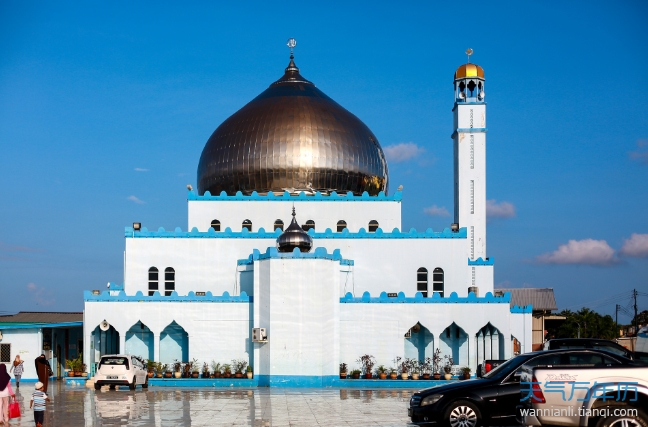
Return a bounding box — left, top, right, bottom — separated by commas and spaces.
82, 53, 533, 387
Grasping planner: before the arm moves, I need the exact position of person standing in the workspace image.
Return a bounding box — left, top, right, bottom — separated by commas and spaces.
0, 364, 16, 425
34, 356, 52, 393
30, 382, 49, 427
9, 355, 24, 389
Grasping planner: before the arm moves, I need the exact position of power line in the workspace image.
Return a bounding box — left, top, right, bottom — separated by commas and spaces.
561, 290, 634, 310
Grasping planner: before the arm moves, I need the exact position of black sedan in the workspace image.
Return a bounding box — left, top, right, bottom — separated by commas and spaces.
409, 349, 640, 426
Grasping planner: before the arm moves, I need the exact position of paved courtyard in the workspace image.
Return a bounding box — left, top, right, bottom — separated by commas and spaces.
6, 381, 419, 426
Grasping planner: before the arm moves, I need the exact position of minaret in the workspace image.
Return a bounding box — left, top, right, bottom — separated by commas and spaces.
452, 50, 486, 264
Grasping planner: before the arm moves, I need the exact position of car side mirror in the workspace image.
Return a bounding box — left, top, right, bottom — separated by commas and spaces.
513, 372, 521, 382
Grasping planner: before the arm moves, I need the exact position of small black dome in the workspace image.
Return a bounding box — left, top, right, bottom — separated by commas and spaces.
277, 208, 313, 253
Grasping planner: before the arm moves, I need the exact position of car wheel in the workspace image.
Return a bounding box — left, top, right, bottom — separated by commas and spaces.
94, 383, 101, 391
129, 377, 136, 390
595, 407, 648, 427
109, 384, 116, 390
142, 376, 149, 389
444, 400, 481, 427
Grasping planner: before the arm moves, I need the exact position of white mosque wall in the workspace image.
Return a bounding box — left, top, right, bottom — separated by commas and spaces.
510, 311, 533, 355
0, 328, 42, 381
187, 195, 402, 234
124, 235, 473, 299
253, 257, 340, 384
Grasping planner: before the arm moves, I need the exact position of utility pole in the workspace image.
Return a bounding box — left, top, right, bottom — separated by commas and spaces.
616, 304, 620, 337
633, 289, 638, 336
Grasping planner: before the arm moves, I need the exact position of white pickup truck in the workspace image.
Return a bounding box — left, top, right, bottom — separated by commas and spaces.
520, 358, 648, 427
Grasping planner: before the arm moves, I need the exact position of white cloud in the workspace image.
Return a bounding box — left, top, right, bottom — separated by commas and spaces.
629, 139, 648, 165
134, 168, 149, 172
127, 195, 146, 204
27, 282, 55, 306
383, 142, 425, 163
619, 233, 648, 258
486, 199, 516, 221
423, 205, 450, 217
535, 239, 621, 266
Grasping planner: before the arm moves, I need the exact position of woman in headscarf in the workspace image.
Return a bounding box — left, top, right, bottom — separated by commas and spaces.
0, 364, 16, 425
9, 355, 24, 389
35, 355, 52, 393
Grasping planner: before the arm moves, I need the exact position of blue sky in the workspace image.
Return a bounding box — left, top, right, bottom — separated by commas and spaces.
1, 1, 647, 317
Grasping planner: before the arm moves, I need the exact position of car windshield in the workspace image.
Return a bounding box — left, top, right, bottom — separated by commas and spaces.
482, 354, 533, 379
100, 357, 128, 366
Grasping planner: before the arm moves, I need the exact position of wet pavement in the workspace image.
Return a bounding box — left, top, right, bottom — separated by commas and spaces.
5, 381, 419, 426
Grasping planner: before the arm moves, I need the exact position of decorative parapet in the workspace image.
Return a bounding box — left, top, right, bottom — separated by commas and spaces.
125, 226, 466, 239
84, 290, 252, 303
238, 247, 354, 266
107, 282, 124, 291
510, 305, 533, 313
468, 257, 494, 266
340, 291, 511, 304
188, 190, 402, 202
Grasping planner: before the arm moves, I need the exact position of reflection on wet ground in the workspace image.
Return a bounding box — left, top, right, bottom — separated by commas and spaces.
7, 381, 419, 426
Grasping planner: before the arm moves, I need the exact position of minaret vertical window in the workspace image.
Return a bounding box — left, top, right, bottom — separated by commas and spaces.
148, 267, 159, 296
368, 220, 379, 233
302, 220, 315, 232
471, 180, 475, 214
337, 220, 347, 232
470, 135, 474, 169
164, 267, 175, 296
432, 268, 444, 297
242, 220, 252, 232
471, 226, 475, 260
417, 268, 428, 297
274, 219, 284, 231
210, 220, 221, 232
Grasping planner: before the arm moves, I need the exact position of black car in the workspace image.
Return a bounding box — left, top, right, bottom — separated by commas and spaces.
409, 349, 639, 426
543, 338, 634, 359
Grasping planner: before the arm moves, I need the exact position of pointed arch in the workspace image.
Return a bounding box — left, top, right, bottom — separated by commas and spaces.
404, 322, 434, 362
159, 321, 188, 364
476, 322, 505, 366
125, 321, 153, 360
440, 322, 469, 366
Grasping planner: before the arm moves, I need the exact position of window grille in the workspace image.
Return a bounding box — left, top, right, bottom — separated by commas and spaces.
302, 220, 315, 232
470, 109, 473, 128
148, 267, 159, 296
472, 267, 476, 286
417, 268, 428, 297
274, 220, 284, 231
242, 220, 252, 232
337, 220, 347, 233
432, 268, 444, 297
164, 267, 175, 296
470, 135, 474, 169
0, 343, 10, 363
368, 220, 379, 233
470, 180, 474, 214
210, 220, 220, 232
471, 226, 475, 260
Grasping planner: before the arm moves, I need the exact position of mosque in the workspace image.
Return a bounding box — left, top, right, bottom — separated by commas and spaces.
81, 43, 533, 387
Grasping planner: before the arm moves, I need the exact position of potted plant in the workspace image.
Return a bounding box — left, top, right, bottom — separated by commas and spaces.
66, 358, 75, 377
246, 365, 253, 379
376, 365, 387, 380
411, 360, 420, 380
211, 361, 221, 378
389, 367, 398, 380
462, 367, 471, 380
351, 369, 361, 379
339, 363, 348, 379
443, 355, 454, 380
432, 349, 442, 380
222, 364, 232, 378
202, 362, 210, 378
173, 360, 182, 379
421, 357, 431, 380
398, 357, 410, 380
357, 355, 376, 380
232, 359, 247, 378
160, 363, 168, 378
146, 359, 156, 378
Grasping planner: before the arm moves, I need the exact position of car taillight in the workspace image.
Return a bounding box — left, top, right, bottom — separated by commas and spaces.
485, 363, 492, 373
531, 375, 546, 403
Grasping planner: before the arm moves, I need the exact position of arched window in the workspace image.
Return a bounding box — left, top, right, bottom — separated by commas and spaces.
337, 220, 347, 233
164, 267, 175, 296
210, 220, 221, 232
242, 220, 252, 232
433, 268, 444, 297
368, 220, 379, 233
274, 219, 284, 232
302, 220, 315, 232
148, 267, 159, 296
417, 268, 428, 297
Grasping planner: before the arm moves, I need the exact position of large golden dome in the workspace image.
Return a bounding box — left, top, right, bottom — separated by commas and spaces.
454, 63, 484, 79
197, 55, 389, 196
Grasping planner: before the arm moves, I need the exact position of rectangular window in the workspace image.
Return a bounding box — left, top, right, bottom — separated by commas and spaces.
470, 180, 474, 214
0, 343, 10, 363
470, 135, 474, 169
472, 267, 476, 286
471, 226, 475, 260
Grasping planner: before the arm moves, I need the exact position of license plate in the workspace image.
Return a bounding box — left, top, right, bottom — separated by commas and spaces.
107, 376, 118, 380
408, 408, 413, 417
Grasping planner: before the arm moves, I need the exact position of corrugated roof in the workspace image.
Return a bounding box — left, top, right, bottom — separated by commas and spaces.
0, 312, 83, 324
495, 288, 557, 311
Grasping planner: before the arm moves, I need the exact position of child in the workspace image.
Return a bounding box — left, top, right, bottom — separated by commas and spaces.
29, 382, 50, 427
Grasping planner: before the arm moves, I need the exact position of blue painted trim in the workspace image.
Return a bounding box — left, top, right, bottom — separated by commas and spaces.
340, 291, 510, 304
452, 128, 488, 139
150, 378, 258, 387
510, 305, 533, 313
125, 226, 467, 239
257, 375, 339, 388
238, 247, 353, 266
0, 322, 83, 330
10, 378, 39, 383
468, 257, 494, 266
328, 378, 467, 388
84, 290, 252, 303
187, 190, 402, 202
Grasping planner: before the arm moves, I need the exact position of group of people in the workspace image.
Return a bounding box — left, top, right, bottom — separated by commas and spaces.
0, 354, 53, 426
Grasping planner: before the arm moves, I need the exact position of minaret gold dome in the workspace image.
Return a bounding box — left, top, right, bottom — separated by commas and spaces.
454, 63, 484, 80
